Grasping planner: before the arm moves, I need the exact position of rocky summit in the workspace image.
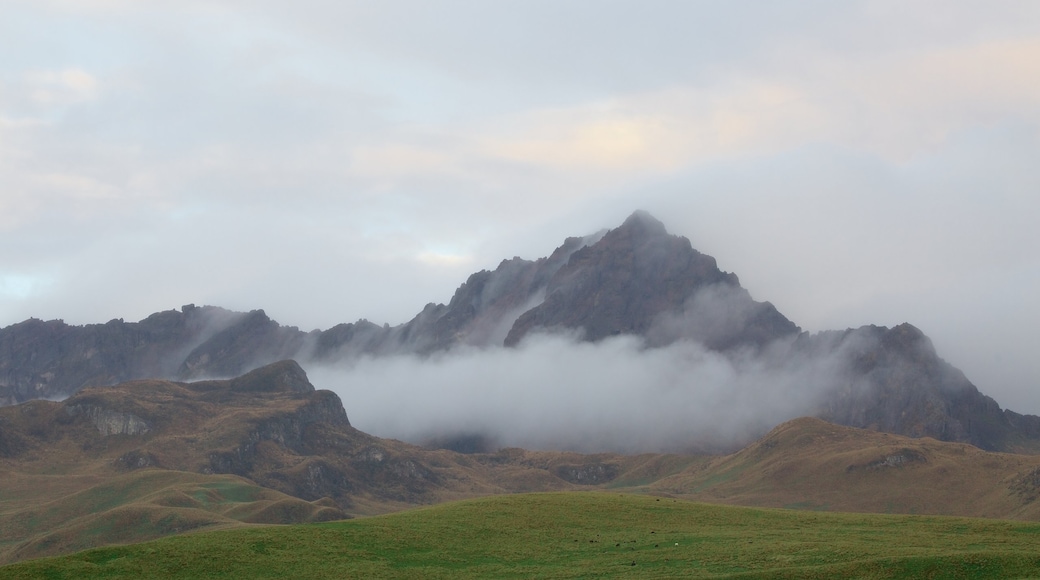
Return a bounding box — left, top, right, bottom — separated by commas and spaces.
0, 211, 1038, 453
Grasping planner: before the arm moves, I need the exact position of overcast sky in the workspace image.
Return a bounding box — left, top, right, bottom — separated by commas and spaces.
2, 1, 1039, 413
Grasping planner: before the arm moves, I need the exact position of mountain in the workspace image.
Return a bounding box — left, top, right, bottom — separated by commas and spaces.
504, 210, 797, 348
0, 211, 1037, 453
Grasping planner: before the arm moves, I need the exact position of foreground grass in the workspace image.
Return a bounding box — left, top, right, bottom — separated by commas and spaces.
4, 492, 1040, 579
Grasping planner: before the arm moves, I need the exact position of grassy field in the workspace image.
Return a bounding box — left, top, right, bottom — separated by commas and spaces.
0, 469, 345, 564
4, 492, 1040, 579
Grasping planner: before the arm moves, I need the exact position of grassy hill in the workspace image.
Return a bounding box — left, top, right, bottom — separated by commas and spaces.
0, 468, 344, 564
6, 362, 1040, 567
649, 417, 1040, 519
4, 492, 1040, 579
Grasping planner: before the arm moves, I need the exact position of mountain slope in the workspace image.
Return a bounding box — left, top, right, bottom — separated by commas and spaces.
0, 211, 1037, 454
654, 416, 1040, 520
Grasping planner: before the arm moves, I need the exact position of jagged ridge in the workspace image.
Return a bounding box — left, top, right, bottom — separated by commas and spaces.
0, 211, 1038, 453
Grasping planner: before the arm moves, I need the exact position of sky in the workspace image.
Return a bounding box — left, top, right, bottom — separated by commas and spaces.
2, 1, 1039, 414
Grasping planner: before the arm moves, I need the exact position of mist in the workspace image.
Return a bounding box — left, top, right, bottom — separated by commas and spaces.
309, 330, 865, 455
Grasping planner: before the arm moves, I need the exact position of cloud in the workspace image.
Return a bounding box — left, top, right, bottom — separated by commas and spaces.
313, 34, 1040, 190
0, 0, 1037, 418
310, 331, 858, 454
25, 68, 100, 105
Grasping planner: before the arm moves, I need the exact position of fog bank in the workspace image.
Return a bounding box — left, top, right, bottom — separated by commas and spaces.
310, 332, 863, 454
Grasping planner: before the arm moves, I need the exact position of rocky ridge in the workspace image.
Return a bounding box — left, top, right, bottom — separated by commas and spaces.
0, 211, 1037, 453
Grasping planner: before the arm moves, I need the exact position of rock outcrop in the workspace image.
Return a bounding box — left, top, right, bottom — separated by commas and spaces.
66, 404, 151, 436
0, 360, 660, 514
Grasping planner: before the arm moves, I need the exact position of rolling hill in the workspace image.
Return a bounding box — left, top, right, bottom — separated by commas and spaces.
650, 417, 1040, 519
6, 492, 1040, 579
4, 360, 1040, 565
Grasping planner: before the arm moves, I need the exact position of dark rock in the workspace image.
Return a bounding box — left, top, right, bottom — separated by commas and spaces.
551, 462, 620, 484
505, 211, 798, 348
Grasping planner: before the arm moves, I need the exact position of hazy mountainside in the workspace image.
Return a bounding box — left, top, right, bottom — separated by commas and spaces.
814, 324, 1040, 453
1, 211, 1038, 453
0, 211, 792, 403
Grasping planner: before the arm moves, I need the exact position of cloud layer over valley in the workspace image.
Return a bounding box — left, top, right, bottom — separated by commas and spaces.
312, 331, 864, 454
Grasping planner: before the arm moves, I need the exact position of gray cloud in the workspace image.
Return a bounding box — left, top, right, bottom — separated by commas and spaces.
310, 329, 865, 454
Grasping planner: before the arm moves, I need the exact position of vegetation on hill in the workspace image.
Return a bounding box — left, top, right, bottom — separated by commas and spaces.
5, 361, 1040, 566
4, 492, 1040, 579
648, 417, 1040, 520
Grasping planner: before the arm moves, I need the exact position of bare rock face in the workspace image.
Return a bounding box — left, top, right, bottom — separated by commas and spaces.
505, 211, 798, 348
551, 462, 620, 485
66, 405, 151, 436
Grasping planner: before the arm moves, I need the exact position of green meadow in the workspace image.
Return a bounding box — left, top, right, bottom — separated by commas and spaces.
4, 492, 1040, 579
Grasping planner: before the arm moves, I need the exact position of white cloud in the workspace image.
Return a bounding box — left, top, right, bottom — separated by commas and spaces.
26, 68, 100, 105
312, 332, 849, 454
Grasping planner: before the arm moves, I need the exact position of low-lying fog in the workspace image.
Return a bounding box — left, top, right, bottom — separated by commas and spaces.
309, 331, 865, 454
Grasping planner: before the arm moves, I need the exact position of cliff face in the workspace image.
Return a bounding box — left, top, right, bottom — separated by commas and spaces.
0, 211, 1037, 453
65, 404, 152, 436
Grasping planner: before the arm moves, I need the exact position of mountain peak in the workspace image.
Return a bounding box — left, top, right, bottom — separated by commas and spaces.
229, 359, 314, 394
617, 210, 668, 238
503, 210, 797, 347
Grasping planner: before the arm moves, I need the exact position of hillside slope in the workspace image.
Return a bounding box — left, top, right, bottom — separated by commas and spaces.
657, 417, 1040, 519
